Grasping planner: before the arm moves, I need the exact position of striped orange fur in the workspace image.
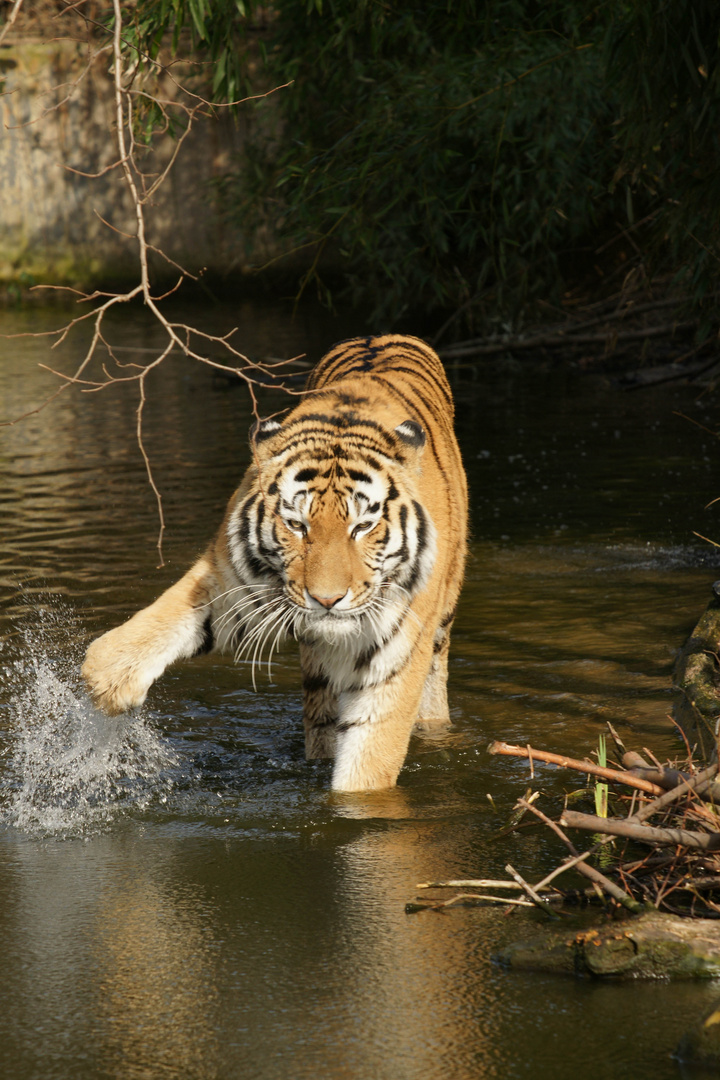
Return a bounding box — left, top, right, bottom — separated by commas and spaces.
83, 335, 468, 791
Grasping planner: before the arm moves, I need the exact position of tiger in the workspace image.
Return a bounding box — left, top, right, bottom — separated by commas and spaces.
82, 334, 468, 791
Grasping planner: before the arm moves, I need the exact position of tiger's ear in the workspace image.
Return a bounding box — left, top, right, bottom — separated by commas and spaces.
394, 419, 425, 452
249, 417, 282, 462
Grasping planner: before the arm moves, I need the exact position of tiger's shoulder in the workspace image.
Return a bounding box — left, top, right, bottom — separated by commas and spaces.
306, 334, 454, 412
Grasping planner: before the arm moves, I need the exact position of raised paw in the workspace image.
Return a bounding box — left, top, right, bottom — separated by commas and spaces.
82, 627, 154, 715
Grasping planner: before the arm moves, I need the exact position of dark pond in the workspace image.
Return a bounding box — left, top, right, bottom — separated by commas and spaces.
2, 300, 720, 1079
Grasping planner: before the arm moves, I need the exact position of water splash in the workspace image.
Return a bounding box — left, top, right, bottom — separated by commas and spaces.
1, 604, 177, 837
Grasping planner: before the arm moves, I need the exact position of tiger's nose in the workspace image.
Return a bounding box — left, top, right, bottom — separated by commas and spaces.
308, 590, 347, 610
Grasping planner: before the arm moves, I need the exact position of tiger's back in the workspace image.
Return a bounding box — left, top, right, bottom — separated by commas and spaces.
82, 334, 468, 792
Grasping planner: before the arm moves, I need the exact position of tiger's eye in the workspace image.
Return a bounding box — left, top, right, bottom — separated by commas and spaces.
352, 521, 374, 539
287, 519, 306, 535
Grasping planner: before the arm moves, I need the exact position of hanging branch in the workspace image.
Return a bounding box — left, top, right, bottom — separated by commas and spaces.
0, 0, 297, 565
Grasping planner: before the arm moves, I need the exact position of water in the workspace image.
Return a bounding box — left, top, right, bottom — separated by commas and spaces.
2, 299, 720, 1078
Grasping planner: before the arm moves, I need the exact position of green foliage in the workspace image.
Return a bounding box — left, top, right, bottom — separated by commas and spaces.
608, 0, 720, 316
594, 734, 608, 819
124, 0, 720, 327
235, 1, 621, 325
125, 0, 252, 104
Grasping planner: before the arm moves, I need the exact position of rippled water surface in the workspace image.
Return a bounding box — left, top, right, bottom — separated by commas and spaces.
2, 301, 720, 1079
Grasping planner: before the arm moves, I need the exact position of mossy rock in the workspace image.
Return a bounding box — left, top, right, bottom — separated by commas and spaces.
495, 910, 720, 979
673, 583, 720, 762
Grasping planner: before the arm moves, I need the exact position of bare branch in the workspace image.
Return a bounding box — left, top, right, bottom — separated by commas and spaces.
0, 0, 23, 48
3, 0, 300, 563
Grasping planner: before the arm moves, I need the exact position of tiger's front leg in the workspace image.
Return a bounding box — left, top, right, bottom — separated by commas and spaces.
299, 644, 339, 759
414, 615, 454, 733
82, 555, 223, 714
330, 639, 435, 792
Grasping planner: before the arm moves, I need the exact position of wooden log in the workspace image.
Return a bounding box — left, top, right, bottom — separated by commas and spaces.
439, 320, 696, 359
488, 741, 665, 795
627, 764, 720, 820
622, 757, 720, 804
560, 809, 720, 851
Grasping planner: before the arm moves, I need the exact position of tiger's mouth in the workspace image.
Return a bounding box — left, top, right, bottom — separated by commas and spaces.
295, 600, 365, 625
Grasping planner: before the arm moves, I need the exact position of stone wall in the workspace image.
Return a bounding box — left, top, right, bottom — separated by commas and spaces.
0, 31, 262, 290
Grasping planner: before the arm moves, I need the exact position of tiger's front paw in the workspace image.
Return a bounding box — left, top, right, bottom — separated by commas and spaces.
82, 628, 154, 715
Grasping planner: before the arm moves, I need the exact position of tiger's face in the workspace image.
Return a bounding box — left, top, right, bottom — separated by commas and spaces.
227, 413, 436, 647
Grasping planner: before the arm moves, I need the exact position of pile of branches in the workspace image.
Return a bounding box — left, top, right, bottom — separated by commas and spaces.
437, 274, 720, 389
408, 726, 720, 919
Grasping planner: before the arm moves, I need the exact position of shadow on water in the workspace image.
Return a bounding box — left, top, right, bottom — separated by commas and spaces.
2, 300, 720, 1078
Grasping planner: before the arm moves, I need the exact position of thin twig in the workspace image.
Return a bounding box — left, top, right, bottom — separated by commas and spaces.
518, 798, 644, 913
0, 0, 24, 48
406, 894, 536, 913
505, 863, 560, 918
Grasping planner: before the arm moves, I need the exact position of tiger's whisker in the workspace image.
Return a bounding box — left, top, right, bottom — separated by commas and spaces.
196, 582, 275, 611
266, 607, 296, 679
213, 593, 283, 636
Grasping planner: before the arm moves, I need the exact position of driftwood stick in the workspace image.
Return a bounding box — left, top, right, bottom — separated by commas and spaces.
606, 722, 628, 759
518, 799, 644, 913
506, 863, 560, 918
406, 893, 536, 913
488, 741, 665, 796
417, 879, 525, 891
560, 810, 720, 851
676, 876, 720, 892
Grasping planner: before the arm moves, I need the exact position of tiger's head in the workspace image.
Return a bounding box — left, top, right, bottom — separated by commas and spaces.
227, 407, 436, 646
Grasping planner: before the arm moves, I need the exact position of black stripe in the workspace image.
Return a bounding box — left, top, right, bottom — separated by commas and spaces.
282, 437, 391, 468
236, 492, 259, 544
368, 375, 443, 468
234, 494, 271, 578
342, 652, 414, 696
440, 606, 457, 629
310, 716, 337, 729
385, 503, 409, 563
284, 413, 396, 448
348, 468, 373, 483
404, 500, 429, 592
354, 641, 381, 670
302, 671, 330, 692
294, 467, 318, 482
193, 614, 215, 656
353, 616, 404, 671
307, 338, 452, 407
